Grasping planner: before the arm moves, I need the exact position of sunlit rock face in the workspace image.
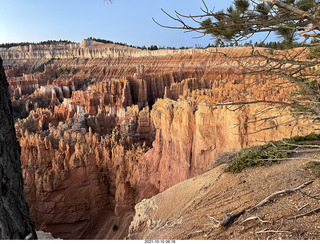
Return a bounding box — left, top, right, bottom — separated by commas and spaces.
3, 40, 314, 239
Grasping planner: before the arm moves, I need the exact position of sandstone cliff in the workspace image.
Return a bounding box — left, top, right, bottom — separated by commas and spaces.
134, 97, 313, 193
3, 40, 315, 239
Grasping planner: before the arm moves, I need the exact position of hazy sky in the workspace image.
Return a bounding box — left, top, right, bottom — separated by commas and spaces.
0, 0, 237, 48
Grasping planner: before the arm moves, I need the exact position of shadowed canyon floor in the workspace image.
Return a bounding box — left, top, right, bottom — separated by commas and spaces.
1, 39, 318, 239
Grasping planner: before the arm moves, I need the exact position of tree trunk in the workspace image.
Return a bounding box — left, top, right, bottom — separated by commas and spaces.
0, 57, 37, 239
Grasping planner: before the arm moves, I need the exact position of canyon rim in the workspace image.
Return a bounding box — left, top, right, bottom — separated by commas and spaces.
1, 39, 319, 239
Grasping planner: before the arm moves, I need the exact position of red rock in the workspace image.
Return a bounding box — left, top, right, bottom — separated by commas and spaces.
6, 42, 314, 239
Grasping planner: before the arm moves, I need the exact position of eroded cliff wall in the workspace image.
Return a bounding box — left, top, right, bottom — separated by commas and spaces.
138, 98, 312, 192
1, 40, 314, 239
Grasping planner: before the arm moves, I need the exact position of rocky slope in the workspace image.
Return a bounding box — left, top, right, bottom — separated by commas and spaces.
1, 39, 315, 239
128, 151, 320, 240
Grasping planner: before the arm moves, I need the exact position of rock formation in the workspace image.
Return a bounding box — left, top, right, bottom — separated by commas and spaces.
0, 57, 37, 239
137, 98, 312, 192
15, 105, 155, 238
1, 40, 316, 239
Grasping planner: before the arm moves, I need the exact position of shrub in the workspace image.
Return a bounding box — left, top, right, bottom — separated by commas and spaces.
224, 132, 320, 173
305, 161, 320, 177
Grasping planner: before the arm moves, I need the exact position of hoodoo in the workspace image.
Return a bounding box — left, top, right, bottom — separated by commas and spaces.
1, 40, 315, 239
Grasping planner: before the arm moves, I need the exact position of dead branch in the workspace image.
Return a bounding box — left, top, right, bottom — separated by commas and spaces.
220, 209, 246, 227
281, 140, 320, 149
207, 209, 246, 228
298, 189, 320, 201
298, 203, 309, 211
249, 158, 320, 163
251, 180, 313, 211
241, 215, 272, 224
256, 229, 291, 234
207, 214, 221, 228
288, 206, 320, 220
261, 0, 320, 29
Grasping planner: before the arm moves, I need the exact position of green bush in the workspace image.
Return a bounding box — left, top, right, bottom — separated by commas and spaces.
305, 161, 320, 177
225, 132, 320, 173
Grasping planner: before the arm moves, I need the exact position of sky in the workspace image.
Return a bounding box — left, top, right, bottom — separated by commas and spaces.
0, 0, 238, 48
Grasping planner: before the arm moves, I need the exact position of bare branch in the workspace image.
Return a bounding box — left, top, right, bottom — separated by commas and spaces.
241, 215, 272, 224
261, 0, 320, 28
251, 180, 314, 211
256, 229, 291, 234
288, 206, 320, 220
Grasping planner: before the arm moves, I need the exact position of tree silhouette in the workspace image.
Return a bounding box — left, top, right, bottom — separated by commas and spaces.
0, 57, 37, 239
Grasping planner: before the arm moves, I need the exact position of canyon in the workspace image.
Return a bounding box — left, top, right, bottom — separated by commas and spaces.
1, 39, 315, 239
